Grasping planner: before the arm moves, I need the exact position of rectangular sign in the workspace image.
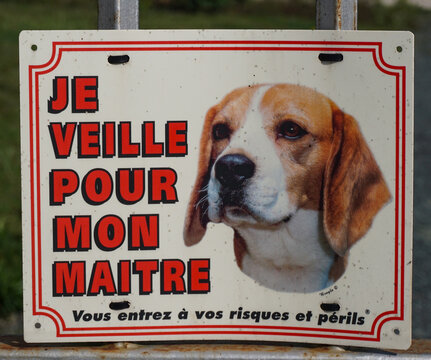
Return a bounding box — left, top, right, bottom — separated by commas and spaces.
19, 30, 413, 349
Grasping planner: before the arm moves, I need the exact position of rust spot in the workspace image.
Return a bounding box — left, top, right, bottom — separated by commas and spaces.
399, 339, 431, 353
353, 0, 357, 30
336, 0, 342, 30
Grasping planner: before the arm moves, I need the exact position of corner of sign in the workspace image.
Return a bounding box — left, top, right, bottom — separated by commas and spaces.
18, 30, 32, 43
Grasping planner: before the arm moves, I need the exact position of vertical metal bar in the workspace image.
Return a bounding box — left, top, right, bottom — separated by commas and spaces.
98, 0, 139, 30
316, 0, 357, 30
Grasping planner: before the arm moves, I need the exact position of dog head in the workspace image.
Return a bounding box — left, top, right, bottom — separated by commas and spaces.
184, 84, 390, 257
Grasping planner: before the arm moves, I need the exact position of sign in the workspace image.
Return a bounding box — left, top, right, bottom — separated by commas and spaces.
19, 30, 413, 349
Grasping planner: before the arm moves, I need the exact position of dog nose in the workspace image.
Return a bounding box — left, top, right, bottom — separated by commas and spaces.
215, 154, 255, 188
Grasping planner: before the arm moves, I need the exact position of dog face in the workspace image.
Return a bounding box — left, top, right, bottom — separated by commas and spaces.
184, 84, 390, 262
207, 84, 334, 228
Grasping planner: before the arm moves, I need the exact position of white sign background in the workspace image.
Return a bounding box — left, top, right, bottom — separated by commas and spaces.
19, 30, 413, 349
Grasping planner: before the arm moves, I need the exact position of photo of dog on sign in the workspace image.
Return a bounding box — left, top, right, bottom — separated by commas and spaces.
183, 83, 390, 293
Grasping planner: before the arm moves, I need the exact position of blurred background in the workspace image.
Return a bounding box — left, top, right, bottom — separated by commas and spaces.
0, 0, 430, 339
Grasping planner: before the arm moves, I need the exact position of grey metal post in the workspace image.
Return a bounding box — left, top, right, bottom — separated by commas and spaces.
316, 0, 357, 30
98, 0, 139, 30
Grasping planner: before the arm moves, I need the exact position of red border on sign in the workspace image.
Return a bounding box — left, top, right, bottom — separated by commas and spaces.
27, 40, 407, 342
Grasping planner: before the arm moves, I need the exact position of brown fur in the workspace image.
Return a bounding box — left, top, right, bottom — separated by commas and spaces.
323, 107, 391, 256
183, 106, 216, 246
233, 231, 247, 268
329, 255, 349, 282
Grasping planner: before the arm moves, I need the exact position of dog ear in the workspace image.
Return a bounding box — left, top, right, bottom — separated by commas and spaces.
323, 106, 391, 257
183, 105, 218, 246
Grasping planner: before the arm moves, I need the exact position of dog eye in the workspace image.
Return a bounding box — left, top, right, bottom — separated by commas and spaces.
212, 123, 231, 141
278, 121, 307, 140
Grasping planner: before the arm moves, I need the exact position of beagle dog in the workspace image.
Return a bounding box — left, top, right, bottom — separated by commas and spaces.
184, 84, 390, 293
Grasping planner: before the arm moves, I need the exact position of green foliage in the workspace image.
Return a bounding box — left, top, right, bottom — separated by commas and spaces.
358, 0, 430, 30
0, 220, 22, 317
153, 0, 245, 12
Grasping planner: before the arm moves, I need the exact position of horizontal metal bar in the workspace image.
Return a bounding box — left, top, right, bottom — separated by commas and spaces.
0, 337, 430, 359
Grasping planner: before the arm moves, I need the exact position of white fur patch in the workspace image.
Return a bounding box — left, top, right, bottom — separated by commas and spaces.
239, 209, 335, 292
